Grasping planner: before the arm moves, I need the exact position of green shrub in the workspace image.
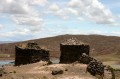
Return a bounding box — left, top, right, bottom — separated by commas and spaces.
0, 68, 4, 76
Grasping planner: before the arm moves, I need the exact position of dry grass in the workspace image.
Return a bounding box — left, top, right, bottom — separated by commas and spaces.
0, 54, 10, 58
94, 53, 120, 62
1, 61, 97, 79
1, 61, 118, 79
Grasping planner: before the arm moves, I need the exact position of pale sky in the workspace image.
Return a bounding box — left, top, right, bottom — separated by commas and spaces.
0, 0, 120, 41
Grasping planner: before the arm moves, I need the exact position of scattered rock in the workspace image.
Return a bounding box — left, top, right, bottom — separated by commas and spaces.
65, 68, 68, 71
52, 68, 63, 75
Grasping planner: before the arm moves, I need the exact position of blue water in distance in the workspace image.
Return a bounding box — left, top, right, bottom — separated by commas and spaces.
0, 60, 14, 66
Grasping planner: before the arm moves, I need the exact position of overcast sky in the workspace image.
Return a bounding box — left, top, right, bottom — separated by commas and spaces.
0, 0, 120, 41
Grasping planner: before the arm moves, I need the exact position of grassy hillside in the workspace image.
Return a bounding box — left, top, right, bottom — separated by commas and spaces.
0, 34, 120, 59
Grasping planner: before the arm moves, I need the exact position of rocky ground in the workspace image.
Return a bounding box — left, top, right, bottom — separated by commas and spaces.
0, 61, 118, 79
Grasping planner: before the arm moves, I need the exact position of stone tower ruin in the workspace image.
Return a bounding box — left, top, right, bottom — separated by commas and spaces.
60, 38, 89, 63
15, 42, 50, 66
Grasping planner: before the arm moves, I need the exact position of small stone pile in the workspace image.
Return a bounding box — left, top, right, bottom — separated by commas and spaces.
79, 53, 105, 77
86, 60, 105, 77
79, 53, 96, 64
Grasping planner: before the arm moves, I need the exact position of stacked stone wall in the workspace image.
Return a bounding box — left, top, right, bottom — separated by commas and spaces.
15, 43, 50, 66
60, 44, 89, 63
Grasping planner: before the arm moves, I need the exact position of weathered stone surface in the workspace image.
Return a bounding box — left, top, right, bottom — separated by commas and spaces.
15, 42, 50, 66
60, 38, 89, 63
52, 68, 63, 75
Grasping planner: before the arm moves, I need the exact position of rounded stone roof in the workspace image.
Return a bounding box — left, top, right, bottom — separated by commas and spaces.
61, 38, 86, 45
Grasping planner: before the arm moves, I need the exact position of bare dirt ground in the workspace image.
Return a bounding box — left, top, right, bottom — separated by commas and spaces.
0, 61, 116, 79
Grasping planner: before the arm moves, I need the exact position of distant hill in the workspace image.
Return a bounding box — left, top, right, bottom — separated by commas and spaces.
0, 41, 14, 44
0, 34, 120, 58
